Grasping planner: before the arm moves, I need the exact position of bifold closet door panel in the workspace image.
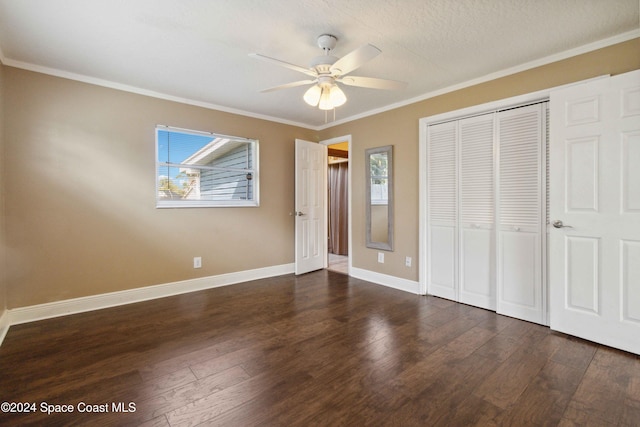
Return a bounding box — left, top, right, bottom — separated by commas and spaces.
458, 114, 496, 310
496, 103, 545, 325
429, 226, 457, 300
427, 121, 458, 300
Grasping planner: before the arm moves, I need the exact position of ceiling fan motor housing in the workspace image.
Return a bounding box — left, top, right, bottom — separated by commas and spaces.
317, 75, 335, 88
317, 34, 338, 51
311, 34, 339, 75
310, 55, 338, 73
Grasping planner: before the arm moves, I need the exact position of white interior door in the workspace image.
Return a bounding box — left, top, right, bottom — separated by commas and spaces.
295, 139, 327, 275
549, 70, 640, 355
496, 103, 545, 325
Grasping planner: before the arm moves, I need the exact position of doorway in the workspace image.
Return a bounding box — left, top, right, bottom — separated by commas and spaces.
322, 136, 351, 275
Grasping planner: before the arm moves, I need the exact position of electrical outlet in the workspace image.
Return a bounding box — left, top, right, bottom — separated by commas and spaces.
377, 252, 384, 263
405, 256, 412, 267
193, 257, 202, 269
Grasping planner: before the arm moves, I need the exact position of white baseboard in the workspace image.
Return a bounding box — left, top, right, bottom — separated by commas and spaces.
7, 263, 294, 327
350, 267, 421, 295
0, 309, 9, 347
1, 263, 421, 347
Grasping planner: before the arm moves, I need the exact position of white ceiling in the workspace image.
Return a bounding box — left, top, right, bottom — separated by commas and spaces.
0, 0, 638, 129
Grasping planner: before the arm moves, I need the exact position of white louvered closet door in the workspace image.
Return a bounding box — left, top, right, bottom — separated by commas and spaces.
458, 114, 496, 310
496, 103, 545, 324
427, 121, 458, 300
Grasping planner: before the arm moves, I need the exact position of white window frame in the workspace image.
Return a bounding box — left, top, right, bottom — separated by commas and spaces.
155, 125, 259, 208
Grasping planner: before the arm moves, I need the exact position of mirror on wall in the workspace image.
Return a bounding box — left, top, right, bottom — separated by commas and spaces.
365, 145, 393, 251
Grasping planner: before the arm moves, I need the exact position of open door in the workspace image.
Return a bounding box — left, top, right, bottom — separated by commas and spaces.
549, 70, 640, 355
295, 139, 327, 275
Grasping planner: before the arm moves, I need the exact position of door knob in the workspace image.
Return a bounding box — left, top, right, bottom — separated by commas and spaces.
552, 220, 571, 229
295, 211, 305, 216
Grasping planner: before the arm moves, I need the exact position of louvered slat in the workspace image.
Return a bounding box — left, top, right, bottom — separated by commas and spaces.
498, 105, 542, 230
545, 102, 550, 224
460, 114, 494, 226
428, 122, 457, 223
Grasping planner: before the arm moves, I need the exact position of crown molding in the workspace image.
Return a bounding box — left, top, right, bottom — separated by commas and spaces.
1, 56, 317, 130
1, 29, 637, 132
316, 29, 640, 130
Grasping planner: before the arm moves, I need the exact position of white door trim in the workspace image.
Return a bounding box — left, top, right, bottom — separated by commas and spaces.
321, 135, 352, 276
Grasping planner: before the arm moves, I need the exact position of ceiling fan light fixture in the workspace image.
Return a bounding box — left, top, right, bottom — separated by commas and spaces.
329, 85, 346, 107
303, 84, 322, 106
252, 33, 404, 115
318, 86, 333, 110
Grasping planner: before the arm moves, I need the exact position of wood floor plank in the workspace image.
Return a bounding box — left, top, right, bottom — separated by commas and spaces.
441, 325, 497, 358
138, 415, 171, 427
137, 365, 251, 423
1, 270, 638, 426
498, 360, 586, 426
138, 367, 198, 398
164, 370, 292, 427
548, 333, 596, 364
384, 352, 502, 426
561, 346, 640, 426
473, 347, 549, 409
438, 394, 504, 426
622, 396, 640, 427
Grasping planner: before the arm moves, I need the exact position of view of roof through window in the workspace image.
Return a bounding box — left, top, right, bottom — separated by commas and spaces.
156, 128, 258, 207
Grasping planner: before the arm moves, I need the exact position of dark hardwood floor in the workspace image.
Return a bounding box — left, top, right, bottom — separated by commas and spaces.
1, 270, 638, 426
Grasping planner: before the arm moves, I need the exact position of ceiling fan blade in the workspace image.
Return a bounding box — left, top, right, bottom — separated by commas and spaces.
260, 79, 317, 93
338, 75, 407, 90
330, 44, 381, 76
249, 53, 317, 77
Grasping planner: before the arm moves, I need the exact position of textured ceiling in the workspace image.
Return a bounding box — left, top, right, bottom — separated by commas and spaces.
0, 0, 638, 129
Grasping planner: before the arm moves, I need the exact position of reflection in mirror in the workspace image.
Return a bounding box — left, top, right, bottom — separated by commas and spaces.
366, 145, 393, 251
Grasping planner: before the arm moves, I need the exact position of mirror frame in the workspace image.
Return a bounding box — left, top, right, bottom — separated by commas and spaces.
365, 145, 393, 251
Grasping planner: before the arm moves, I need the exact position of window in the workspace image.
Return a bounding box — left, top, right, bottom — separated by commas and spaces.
156, 126, 259, 208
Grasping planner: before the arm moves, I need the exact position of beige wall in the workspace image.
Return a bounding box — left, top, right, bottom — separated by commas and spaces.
4, 68, 316, 308
2, 38, 639, 309
0, 62, 6, 317
319, 38, 640, 282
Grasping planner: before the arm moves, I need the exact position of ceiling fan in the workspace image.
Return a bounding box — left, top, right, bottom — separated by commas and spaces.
249, 34, 406, 110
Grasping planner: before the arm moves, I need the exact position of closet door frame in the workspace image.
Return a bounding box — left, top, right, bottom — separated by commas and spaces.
423, 102, 545, 322
419, 79, 604, 315
421, 94, 543, 297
